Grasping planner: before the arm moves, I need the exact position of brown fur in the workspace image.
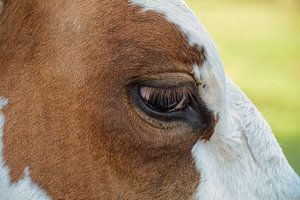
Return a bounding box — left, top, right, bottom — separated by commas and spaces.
0, 0, 207, 199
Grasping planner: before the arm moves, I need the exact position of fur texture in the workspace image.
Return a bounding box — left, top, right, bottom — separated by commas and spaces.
1, 0, 299, 199
0, 1, 203, 199
0, 98, 50, 200
0, 0, 3, 13
130, 0, 300, 199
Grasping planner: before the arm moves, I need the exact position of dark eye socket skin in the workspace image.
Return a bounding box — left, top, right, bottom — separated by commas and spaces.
128, 81, 215, 132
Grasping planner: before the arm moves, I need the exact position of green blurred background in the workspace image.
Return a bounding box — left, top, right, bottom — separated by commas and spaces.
185, 0, 300, 174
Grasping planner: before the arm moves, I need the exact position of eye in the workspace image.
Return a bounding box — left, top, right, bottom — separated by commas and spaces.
131, 83, 203, 123
139, 86, 192, 113
128, 80, 215, 133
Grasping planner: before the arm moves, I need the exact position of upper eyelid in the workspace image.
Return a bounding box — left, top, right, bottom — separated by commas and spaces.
132, 80, 197, 91
126, 72, 198, 89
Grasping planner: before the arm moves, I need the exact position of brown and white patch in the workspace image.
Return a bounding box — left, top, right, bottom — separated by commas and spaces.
131, 1, 300, 200
0, 99, 50, 200
0, 0, 210, 199
1, 0, 299, 199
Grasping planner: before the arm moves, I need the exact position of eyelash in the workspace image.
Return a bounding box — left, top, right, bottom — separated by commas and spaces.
139, 86, 195, 113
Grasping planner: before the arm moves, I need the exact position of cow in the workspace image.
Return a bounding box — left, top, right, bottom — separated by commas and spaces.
0, 0, 299, 199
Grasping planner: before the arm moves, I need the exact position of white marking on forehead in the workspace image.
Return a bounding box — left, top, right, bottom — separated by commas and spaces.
130, 1, 300, 199
0, 98, 51, 200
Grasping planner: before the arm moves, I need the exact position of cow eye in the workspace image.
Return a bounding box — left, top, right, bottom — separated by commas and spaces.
129, 82, 214, 132
139, 86, 192, 113
129, 83, 202, 123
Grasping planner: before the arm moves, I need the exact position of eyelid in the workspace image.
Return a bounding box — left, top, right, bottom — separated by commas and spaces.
127, 72, 197, 89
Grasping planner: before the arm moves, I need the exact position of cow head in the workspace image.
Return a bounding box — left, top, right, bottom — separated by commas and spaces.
0, 0, 299, 199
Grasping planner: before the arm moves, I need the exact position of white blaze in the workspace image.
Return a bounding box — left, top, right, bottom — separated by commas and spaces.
130, 1, 300, 199
0, 98, 51, 200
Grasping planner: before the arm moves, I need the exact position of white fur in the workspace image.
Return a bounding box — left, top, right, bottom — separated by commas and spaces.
0, 98, 51, 200
130, 1, 300, 199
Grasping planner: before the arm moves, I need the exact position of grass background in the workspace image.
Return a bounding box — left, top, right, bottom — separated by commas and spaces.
185, 0, 300, 174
